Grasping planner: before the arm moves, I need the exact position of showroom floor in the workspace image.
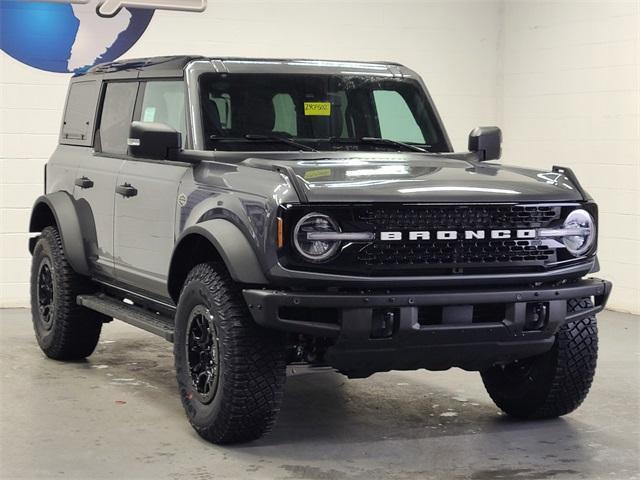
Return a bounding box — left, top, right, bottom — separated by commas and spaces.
0, 308, 638, 480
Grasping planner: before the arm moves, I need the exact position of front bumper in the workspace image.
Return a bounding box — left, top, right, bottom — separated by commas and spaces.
244, 278, 612, 375
265, 258, 597, 288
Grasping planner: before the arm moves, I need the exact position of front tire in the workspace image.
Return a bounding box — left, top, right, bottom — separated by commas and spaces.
30, 226, 105, 360
174, 262, 286, 444
481, 297, 598, 419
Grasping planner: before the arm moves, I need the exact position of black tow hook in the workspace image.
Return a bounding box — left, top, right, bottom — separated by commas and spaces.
371, 308, 398, 339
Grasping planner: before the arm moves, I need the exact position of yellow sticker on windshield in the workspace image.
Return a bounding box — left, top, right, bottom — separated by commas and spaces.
304, 168, 332, 180
304, 102, 331, 116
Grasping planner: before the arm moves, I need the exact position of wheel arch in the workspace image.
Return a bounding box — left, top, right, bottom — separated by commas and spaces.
29, 192, 90, 276
167, 219, 268, 303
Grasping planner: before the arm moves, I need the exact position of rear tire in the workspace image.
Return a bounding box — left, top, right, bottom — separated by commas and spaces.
174, 262, 286, 444
30, 226, 106, 360
481, 297, 598, 419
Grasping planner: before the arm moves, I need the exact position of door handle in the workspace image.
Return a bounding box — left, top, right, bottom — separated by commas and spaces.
74, 176, 94, 189
116, 183, 138, 198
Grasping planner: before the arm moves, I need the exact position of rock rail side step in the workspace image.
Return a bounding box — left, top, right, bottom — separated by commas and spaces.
77, 294, 175, 342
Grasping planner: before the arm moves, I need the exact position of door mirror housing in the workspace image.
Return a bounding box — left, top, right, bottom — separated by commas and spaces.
128, 121, 181, 160
468, 126, 502, 161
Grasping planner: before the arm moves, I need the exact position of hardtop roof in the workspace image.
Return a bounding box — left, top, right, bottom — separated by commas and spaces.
74, 55, 408, 80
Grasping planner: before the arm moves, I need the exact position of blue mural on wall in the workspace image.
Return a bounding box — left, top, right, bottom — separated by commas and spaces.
0, 1, 206, 73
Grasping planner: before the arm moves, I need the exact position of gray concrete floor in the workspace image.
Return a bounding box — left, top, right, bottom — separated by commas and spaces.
0, 308, 638, 480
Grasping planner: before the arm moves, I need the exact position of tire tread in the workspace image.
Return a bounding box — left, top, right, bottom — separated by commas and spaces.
482, 297, 598, 419
30, 226, 103, 360
175, 262, 286, 444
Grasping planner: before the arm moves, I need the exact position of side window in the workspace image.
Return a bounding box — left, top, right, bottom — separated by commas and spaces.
61, 80, 100, 146
98, 82, 138, 155
373, 90, 425, 144
272, 93, 297, 136
139, 81, 187, 139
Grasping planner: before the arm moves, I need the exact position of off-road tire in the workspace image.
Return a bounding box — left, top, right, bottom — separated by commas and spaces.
30, 226, 105, 360
481, 297, 598, 419
174, 262, 286, 444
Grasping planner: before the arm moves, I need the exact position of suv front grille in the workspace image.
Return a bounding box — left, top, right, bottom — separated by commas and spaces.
280, 203, 574, 276
354, 205, 561, 269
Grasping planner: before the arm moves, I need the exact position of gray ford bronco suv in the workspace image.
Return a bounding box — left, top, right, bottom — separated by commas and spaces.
30, 56, 612, 444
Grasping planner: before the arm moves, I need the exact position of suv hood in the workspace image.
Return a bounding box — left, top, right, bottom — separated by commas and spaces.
243, 154, 584, 203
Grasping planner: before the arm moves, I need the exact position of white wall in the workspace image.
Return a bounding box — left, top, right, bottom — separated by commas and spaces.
123, 0, 503, 148
0, 0, 502, 308
1, 0, 637, 314
499, 0, 640, 314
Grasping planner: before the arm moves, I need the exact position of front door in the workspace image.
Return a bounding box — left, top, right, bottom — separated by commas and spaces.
113, 160, 187, 297
113, 80, 190, 298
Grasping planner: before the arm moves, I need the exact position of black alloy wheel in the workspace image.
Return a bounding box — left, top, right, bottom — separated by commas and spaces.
186, 305, 220, 404
36, 258, 55, 329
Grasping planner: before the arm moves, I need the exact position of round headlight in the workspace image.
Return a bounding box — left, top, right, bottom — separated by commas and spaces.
563, 209, 595, 256
293, 213, 341, 262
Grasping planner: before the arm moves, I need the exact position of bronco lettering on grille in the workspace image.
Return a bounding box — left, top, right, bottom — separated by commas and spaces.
380, 229, 537, 241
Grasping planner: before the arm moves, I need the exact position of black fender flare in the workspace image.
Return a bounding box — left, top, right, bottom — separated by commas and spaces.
169, 219, 268, 297
29, 192, 90, 276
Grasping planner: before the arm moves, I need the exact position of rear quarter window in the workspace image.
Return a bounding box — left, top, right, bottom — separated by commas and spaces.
60, 80, 100, 147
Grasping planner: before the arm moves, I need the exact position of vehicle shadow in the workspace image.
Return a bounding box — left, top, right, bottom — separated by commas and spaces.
87, 335, 591, 452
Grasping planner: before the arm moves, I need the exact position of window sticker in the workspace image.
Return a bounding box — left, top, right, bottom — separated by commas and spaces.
304, 102, 331, 117
143, 107, 156, 122
304, 169, 332, 180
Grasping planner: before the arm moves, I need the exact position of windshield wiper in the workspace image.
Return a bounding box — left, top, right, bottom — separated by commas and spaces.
245, 134, 317, 152
209, 134, 317, 152
360, 137, 428, 153
326, 137, 428, 153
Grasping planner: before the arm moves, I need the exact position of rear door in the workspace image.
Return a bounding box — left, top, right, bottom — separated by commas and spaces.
74, 81, 138, 278
113, 80, 190, 298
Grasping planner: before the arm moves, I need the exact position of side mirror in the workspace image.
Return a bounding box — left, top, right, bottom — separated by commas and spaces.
128, 121, 181, 160
468, 126, 502, 161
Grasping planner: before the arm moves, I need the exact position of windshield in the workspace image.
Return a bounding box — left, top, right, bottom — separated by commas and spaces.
199, 73, 449, 152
